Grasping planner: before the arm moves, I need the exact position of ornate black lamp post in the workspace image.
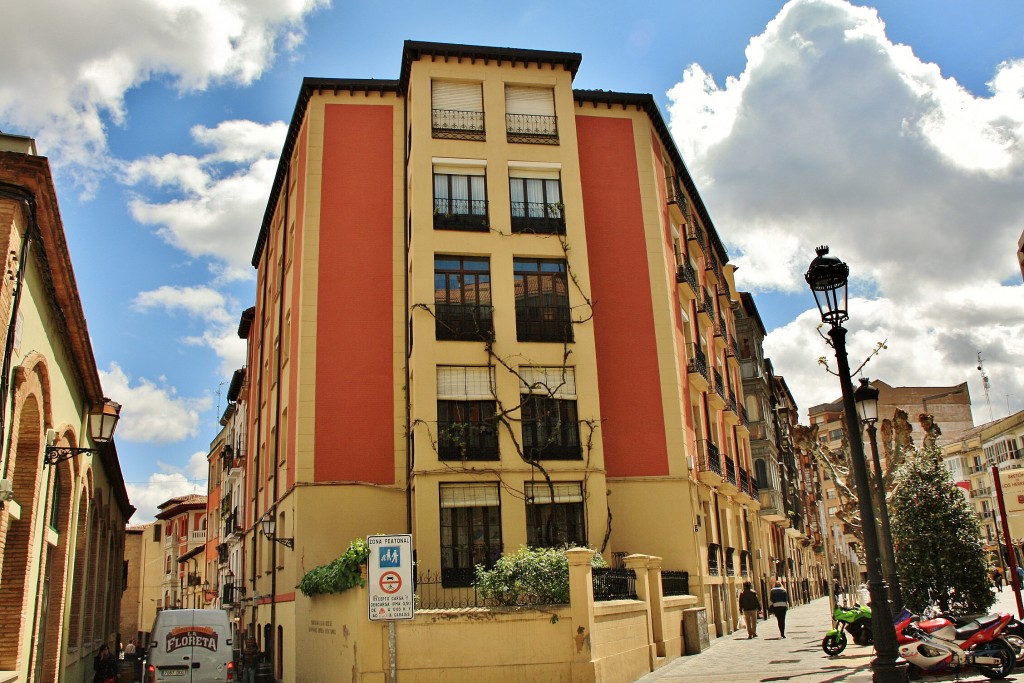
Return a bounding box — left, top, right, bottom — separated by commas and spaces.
806, 246, 908, 683
854, 377, 904, 612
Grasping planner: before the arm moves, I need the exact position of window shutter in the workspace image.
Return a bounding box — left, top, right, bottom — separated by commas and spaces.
505, 86, 555, 116
526, 482, 583, 504
437, 366, 495, 400
440, 483, 500, 508
519, 367, 576, 398
432, 81, 483, 112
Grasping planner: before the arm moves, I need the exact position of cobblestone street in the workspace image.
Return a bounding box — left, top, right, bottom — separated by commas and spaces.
637, 591, 1024, 683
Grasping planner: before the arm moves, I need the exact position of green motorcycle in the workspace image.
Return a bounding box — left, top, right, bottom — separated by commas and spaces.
822, 603, 873, 655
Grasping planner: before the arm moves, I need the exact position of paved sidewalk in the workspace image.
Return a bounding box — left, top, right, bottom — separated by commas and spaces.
635, 590, 1024, 683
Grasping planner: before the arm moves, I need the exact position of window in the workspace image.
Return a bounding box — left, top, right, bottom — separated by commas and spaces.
433, 168, 488, 231
707, 542, 720, 576
826, 489, 837, 499
439, 483, 502, 587
725, 547, 735, 576
828, 428, 844, 441
513, 258, 572, 342
434, 256, 493, 340
509, 173, 564, 234
436, 367, 498, 461
505, 85, 557, 143
432, 81, 484, 140
526, 482, 585, 547
153, 525, 162, 542
520, 367, 581, 460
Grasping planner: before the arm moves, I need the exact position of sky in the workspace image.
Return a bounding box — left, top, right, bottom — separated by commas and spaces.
2, 0, 1022, 522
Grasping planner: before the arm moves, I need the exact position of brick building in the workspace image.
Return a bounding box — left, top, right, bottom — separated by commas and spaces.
0, 133, 133, 682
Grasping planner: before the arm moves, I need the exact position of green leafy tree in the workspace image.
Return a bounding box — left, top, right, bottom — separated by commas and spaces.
475, 546, 607, 606
890, 446, 993, 615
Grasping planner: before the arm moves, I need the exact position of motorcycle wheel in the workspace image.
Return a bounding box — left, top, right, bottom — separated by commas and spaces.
1003, 633, 1024, 665
854, 625, 873, 646
822, 632, 847, 656
975, 638, 1015, 680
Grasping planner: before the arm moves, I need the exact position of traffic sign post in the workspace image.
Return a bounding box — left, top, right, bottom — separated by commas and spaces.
367, 535, 414, 621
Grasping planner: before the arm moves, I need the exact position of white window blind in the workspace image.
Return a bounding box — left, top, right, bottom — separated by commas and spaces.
440, 483, 500, 508
519, 367, 576, 398
526, 482, 583, 505
432, 81, 483, 112
505, 85, 555, 116
437, 366, 495, 400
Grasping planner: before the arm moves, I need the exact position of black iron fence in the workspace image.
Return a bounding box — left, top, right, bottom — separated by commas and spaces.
661, 571, 690, 596
592, 568, 637, 601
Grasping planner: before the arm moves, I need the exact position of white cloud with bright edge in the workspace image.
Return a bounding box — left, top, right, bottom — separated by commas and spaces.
667, 0, 1024, 422
132, 284, 247, 375
123, 120, 287, 281
99, 363, 212, 444
0, 0, 325, 190
126, 454, 208, 523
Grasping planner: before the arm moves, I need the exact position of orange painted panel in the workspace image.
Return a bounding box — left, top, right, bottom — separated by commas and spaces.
286, 125, 308, 490
315, 103, 395, 483
576, 115, 669, 477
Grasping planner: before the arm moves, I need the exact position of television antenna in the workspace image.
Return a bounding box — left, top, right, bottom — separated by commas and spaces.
977, 352, 994, 422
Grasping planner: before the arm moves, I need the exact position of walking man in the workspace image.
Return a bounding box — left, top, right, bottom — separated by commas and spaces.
739, 581, 762, 639
769, 580, 790, 638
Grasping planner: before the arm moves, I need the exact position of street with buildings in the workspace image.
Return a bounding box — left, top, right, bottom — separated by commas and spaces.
1, 33, 1024, 683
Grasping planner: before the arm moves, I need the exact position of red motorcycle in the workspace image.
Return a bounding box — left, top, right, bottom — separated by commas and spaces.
895, 608, 1016, 679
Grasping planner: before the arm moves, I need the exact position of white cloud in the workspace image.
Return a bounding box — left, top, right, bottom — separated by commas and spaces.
99, 363, 212, 444
127, 467, 207, 524
123, 120, 287, 280
0, 0, 325, 190
667, 0, 1024, 424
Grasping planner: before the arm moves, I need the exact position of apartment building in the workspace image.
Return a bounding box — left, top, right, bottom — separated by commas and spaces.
154, 495, 208, 610
233, 41, 789, 678
0, 133, 133, 683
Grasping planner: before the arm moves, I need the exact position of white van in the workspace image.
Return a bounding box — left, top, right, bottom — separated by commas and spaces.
146, 609, 235, 683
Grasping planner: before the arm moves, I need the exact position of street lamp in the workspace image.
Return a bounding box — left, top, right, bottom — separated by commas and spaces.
43, 398, 122, 464
259, 511, 294, 548
806, 246, 908, 683
855, 378, 904, 611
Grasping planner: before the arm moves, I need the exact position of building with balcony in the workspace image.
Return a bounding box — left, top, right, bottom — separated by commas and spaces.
0, 133, 133, 683
154, 495, 207, 610
237, 41, 774, 679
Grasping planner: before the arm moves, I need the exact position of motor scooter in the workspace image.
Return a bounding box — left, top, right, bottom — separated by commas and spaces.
822, 603, 873, 655
898, 610, 1016, 680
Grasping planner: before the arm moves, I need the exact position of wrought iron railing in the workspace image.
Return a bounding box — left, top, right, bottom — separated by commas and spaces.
515, 305, 573, 343
432, 109, 485, 140
739, 468, 751, 496
702, 289, 716, 320
510, 202, 565, 234
696, 439, 721, 475
592, 568, 637, 601
725, 457, 737, 486
661, 571, 690, 596
433, 198, 489, 231
434, 303, 494, 341
713, 368, 725, 399
706, 256, 722, 281
416, 569, 500, 608
687, 224, 706, 252
677, 261, 698, 292
665, 174, 685, 207
728, 388, 738, 416
506, 113, 558, 144
687, 343, 708, 380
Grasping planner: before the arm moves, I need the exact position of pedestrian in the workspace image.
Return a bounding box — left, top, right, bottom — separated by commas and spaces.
769, 580, 790, 638
994, 568, 1004, 592
93, 644, 117, 683
242, 635, 260, 683
124, 639, 136, 659
1017, 565, 1023, 590
738, 581, 762, 639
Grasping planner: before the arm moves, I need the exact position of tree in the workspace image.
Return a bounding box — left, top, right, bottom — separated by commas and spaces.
889, 444, 993, 615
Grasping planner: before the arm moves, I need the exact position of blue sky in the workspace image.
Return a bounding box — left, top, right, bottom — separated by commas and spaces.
2, 0, 1023, 521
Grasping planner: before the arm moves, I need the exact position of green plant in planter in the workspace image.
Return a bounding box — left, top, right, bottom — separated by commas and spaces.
297, 538, 369, 597
474, 546, 607, 606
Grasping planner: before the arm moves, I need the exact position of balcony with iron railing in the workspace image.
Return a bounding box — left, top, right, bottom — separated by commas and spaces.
699, 289, 716, 328
725, 388, 740, 425
696, 438, 722, 487
738, 468, 754, 502
713, 316, 728, 350
432, 108, 485, 140
687, 223, 707, 256
665, 174, 685, 215
970, 487, 993, 499
676, 260, 698, 300
433, 198, 489, 231
721, 456, 738, 494
434, 303, 494, 342
709, 368, 726, 410
506, 113, 559, 144
686, 343, 709, 392
705, 255, 722, 283
510, 202, 565, 235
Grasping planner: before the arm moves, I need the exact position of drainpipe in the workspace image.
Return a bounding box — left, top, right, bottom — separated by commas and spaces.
403, 87, 412, 536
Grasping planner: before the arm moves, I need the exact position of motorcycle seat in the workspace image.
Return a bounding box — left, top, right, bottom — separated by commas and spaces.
955, 614, 1001, 641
